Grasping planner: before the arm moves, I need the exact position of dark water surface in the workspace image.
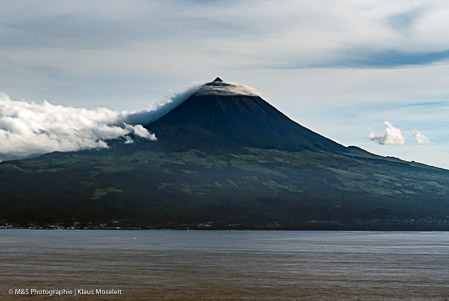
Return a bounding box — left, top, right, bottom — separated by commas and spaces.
1, 230, 449, 300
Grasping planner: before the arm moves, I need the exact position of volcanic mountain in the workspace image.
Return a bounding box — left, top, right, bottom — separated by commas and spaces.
146, 77, 347, 153
1, 78, 449, 230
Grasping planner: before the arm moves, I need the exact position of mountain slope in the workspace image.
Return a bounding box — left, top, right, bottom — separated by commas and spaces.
147, 78, 347, 153
0, 78, 448, 230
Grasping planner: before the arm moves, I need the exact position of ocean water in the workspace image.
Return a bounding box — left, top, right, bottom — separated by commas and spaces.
1, 230, 449, 300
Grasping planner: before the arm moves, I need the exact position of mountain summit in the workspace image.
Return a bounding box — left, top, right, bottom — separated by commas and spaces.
191, 77, 261, 96
146, 78, 347, 152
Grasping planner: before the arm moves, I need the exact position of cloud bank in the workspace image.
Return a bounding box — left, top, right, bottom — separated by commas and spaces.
369, 121, 406, 145
4, 0, 449, 76
0, 94, 162, 160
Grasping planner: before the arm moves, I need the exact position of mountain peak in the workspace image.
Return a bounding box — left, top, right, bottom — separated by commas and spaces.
146, 79, 347, 153
195, 79, 261, 97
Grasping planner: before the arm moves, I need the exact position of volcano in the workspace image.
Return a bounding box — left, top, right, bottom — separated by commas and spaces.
147, 77, 347, 152
1, 78, 449, 230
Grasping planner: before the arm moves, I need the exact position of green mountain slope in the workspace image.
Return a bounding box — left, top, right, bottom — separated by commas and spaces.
1, 141, 448, 229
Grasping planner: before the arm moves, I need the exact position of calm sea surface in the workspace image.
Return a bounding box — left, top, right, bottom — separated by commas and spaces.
1, 230, 449, 300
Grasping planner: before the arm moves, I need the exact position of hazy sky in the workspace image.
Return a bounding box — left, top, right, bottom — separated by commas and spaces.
1, 0, 449, 168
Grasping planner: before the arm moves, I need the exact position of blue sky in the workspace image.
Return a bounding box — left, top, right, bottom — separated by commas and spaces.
1, 0, 449, 168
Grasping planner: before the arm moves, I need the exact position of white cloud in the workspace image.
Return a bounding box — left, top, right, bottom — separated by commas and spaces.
120, 85, 198, 125
0, 93, 159, 160
413, 130, 430, 144
369, 121, 406, 145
